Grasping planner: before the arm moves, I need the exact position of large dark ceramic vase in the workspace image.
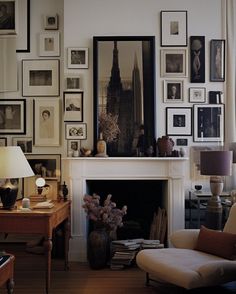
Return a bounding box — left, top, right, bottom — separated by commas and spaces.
87, 226, 110, 269
157, 136, 174, 157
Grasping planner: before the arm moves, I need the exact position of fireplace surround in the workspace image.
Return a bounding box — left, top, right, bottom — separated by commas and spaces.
62, 157, 188, 261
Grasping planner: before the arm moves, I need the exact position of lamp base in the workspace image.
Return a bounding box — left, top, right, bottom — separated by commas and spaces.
0, 187, 18, 210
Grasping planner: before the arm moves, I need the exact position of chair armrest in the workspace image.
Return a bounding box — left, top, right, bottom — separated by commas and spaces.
170, 229, 200, 249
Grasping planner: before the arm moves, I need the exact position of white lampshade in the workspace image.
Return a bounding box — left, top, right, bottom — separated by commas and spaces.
0, 146, 34, 179
36, 177, 46, 187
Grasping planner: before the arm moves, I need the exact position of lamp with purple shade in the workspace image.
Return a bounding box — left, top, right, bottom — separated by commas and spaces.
200, 150, 232, 230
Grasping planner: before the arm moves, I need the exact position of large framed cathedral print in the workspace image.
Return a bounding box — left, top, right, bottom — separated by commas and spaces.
93, 36, 156, 157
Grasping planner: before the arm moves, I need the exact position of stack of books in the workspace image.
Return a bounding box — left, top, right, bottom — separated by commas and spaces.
141, 239, 164, 249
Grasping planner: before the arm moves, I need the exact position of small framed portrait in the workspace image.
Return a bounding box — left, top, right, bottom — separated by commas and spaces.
164, 80, 184, 102
160, 10, 187, 47
39, 32, 60, 57
65, 75, 81, 91
0, 137, 7, 146
67, 139, 81, 157
0, 0, 18, 35
12, 137, 32, 153
63, 91, 83, 122
67, 47, 89, 69
0, 99, 26, 134
189, 87, 206, 103
193, 104, 224, 142
33, 98, 60, 147
44, 14, 58, 30
166, 107, 192, 136
210, 39, 225, 82
65, 123, 87, 140
161, 49, 187, 77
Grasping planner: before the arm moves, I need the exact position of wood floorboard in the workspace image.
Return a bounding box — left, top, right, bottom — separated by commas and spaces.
0, 243, 235, 294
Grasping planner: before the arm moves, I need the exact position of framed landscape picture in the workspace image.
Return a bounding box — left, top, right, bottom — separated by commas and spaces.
0, 99, 26, 134
67, 47, 88, 69
63, 91, 83, 122
22, 59, 60, 97
65, 75, 81, 91
166, 107, 192, 136
93, 36, 155, 156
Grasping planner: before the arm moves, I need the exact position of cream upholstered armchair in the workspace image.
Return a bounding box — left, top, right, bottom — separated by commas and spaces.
136, 203, 236, 290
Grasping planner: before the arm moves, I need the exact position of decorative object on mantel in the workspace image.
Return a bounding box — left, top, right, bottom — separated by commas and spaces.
156, 136, 174, 157
95, 133, 108, 157
83, 193, 127, 269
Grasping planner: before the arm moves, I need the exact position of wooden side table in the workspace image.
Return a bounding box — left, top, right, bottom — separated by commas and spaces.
0, 254, 15, 294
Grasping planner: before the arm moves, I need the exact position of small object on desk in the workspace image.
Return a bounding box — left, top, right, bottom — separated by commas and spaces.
22, 197, 30, 209
32, 200, 54, 209
62, 182, 68, 201
194, 185, 202, 191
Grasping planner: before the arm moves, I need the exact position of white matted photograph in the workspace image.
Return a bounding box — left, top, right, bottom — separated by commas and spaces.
161, 49, 187, 77
22, 59, 60, 97
63, 91, 83, 122
65, 75, 81, 91
189, 87, 206, 103
67, 47, 88, 69
67, 139, 81, 157
44, 14, 58, 30
166, 107, 192, 136
39, 32, 60, 57
12, 137, 32, 153
33, 98, 60, 147
65, 123, 87, 140
164, 80, 184, 102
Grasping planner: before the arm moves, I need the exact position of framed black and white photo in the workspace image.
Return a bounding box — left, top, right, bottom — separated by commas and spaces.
44, 14, 58, 30
39, 32, 60, 57
63, 91, 83, 122
0, 99, 26, 134
67, 139, 81, 157
166, 107, 192, 136
67, 47, 88, 69
189, 87, 206, 103
161, 49, 187, 77
65, 123, 87, 140
0, 137, 7, 146
93, 36, 155, 156
164, 80, 184, 103
210, 39, 225, 82
190, 36, 205, 83
33, 98, 60, 147
12, 137, 32, 153
160, 10, 187, 47
65, 75, 81, 91
22, 59, 60, 97
176, 138, 188, 146
193, 104, 224, 142
0, 0, 18, 35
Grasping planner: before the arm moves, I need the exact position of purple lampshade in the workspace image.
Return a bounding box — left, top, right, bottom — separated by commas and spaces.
200, 150, 232, 176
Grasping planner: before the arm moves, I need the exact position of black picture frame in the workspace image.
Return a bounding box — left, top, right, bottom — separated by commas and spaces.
190, 36, 205, 83
93, 36, 156, 157
210, 39, 225, 82
16, 0, 30, 52
166, 107, 192, 136
0, 99, 26, 134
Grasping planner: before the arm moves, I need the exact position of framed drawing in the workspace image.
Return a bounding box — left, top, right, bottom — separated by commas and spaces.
0, 99, 26, 134
0, 137, 7, 146
193, 104, 224, 142
160, 10, 187, 47
65, 123, 87, 140
164, 80, 184, 102
44, 14, 58, 30
67, 139, 81, 157
16, 0, 30, 52
67, 47, 88, 69
160, 49, 187, 77
93, 36, 155, 156
39, 32, 60, 57
33, 98, 60, 147
63, 91, 83, 122
12, 137, 32, 153
22, 59, 60, 97
189, 87, 206, 103
210, 39, 225, 82
190, 36, 205, 83
0, 0, 18, 35
65, 75, 81, 91
166, 107, 192, 136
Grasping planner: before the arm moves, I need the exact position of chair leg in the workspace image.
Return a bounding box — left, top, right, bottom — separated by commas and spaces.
6, 278, 14, 294
146, 273, 150, 286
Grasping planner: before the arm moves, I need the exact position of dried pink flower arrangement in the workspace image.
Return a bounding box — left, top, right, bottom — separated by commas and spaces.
98, 112, 120, 143
82, 193, 127, 232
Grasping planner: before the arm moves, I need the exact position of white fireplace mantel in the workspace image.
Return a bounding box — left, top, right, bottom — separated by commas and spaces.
62, 157, 188, 261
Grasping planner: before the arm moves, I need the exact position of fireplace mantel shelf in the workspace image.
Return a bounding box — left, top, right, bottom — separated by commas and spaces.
62, 156, 188, 261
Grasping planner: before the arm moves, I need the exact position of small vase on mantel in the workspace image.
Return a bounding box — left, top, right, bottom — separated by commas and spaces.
156, 136, 174, 157
95, 133, 108, 157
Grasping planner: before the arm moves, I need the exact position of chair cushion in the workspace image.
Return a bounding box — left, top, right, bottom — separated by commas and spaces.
195, 225, 236, 260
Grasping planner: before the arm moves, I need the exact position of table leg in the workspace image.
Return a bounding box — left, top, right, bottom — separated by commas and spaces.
6, 278, 14, 294
43, 238, 53, 294
64, 218, 70, 271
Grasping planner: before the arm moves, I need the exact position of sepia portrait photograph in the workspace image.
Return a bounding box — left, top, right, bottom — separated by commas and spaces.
164, 80, 184, 102
68, 47, 88, 69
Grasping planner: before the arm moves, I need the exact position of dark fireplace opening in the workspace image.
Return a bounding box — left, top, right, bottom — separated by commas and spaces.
86, 180, 165, 240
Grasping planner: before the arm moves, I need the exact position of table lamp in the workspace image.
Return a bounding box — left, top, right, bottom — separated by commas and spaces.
200, 150, 232, 230
0, 146, 34, 209
35, 177, 46, 195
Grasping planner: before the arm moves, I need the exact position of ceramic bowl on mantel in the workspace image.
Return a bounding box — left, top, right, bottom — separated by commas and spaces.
194, 185, 202, 191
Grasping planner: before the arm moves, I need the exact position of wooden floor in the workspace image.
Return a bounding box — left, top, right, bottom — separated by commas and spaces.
0, 243, 236, 294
